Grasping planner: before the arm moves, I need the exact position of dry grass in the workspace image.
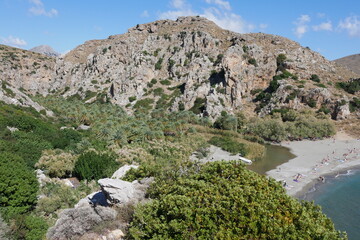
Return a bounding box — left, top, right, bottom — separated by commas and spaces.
335, 118, 360, 138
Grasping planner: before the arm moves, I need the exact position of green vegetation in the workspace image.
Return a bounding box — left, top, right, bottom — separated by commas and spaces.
208, 136, 247, 155
336, 78, 360, 94
349, 97, 360, 112
133, 98, 154, 112
310, 74, 321, 83
0, 152, 38, 217
160, 79, 171, 85
129, 96, 137, 102
247, 109, 335, 141
74, 151, 119, 181
155, 58, 163, 70
248, 58, 257, 66
189, 97, 206, 114
129, 161, 345, 239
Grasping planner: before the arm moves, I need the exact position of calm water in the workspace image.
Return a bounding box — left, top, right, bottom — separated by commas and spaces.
247, 144, 296, 175
302, 170, 360, 240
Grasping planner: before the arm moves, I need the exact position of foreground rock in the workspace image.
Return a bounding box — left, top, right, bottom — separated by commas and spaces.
98, 177, 153, 205
47, 206, 117, 240
111, 164, 139, 179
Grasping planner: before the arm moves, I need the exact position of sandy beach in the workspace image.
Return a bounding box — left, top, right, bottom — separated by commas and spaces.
267, 132, 360, 197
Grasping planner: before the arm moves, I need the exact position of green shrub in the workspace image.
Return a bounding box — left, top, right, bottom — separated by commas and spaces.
310, 74, 321, 83
213, 114, 238, 131
129, 96, 137, 102
307, 99, 317, 108
133, 98, 154, 112
208, 136, 247, 156
248, 58, 257, 66
153, 87, 164, 96
129, 162, 344, 239
336, 78, 360, 94
349, 97, 360, 112
178, 102, 185, 111
276, 54, 287, 66
189, 98, 206, 114
73, 151, 119, 181
150, 79, 157, 84
155, 58, 163, 70
160, 79, 171, 85
0, 152, 38, 217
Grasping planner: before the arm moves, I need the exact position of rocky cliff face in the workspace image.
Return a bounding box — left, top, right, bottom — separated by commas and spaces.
0, 17, 359, 119
0, 44, 55, 95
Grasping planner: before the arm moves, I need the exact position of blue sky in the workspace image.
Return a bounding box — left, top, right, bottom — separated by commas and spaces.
0, 0, 359, 60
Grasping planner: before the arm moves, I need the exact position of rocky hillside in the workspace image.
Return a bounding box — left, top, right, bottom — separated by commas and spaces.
1, 16, 359, 120
334, 53, 360, 74
0, 44, 55, 95
50, 16, 358, 120
30, 45, 60, 57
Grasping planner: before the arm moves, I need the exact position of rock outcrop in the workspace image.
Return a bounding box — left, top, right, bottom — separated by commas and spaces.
47, 206, 118, 240
111, 164, 139, 179
98, 177, 153, 205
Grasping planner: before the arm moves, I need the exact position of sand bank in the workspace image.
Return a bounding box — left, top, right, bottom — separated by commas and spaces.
267, 132, 360, 197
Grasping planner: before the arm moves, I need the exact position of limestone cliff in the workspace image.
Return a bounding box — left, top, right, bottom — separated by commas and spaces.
0, 17, 359, 119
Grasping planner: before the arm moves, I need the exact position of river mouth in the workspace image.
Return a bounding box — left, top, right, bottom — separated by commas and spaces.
247, 144, 296, 175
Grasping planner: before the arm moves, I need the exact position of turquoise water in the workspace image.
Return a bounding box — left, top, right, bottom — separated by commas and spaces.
302, 169, 360, 240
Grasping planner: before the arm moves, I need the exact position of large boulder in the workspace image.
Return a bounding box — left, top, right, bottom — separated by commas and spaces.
98, 177, 153, 205
47, 206, 117, 240
111, 164, 139, 179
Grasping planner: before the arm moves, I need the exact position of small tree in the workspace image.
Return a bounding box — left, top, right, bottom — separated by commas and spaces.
73, 151, 118, 180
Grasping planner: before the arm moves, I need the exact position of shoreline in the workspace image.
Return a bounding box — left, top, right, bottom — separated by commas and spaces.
266, 132, 360, 198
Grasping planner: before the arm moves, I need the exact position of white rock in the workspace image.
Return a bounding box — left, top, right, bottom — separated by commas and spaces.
111, 165, 139, 179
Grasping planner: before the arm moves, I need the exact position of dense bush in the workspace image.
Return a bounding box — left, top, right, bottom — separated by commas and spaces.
213, 113, 238, 131
36, 149, 77, 178
310, 74, 321, 83
10, 215, 48, 240
189, 97, 206, 114
73, 151, 119, 180
0, 152, 38, 218
208, 136, 248, 156
247, 110, 335, 141
337, 78, 360, 94
129, 162, 345, 239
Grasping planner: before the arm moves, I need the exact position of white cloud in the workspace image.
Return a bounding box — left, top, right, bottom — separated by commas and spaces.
141, 10, 149, 18
317, 13, 326, 18
338, 16, 360, 37
312, 21, 332, 31
1, 35, 27, 47
259, 23, 268, 30
28, 0, 58, 17
293, 14, 311, 38
158, 0, 257, 33
171, 0, 186, 9
159, 0, 196, 20
205, 0, 231, 10
201, 8, 254, 33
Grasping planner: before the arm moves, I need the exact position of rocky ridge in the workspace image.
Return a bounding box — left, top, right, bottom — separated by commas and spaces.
0, 16, 359, 120
334, 53, 360, 74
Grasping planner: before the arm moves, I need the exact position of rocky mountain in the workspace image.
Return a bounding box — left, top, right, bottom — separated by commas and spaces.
0, 16, 359, 120
29, 45, 60, 57
334, 53, 360, 74
0, 44, 56, 95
